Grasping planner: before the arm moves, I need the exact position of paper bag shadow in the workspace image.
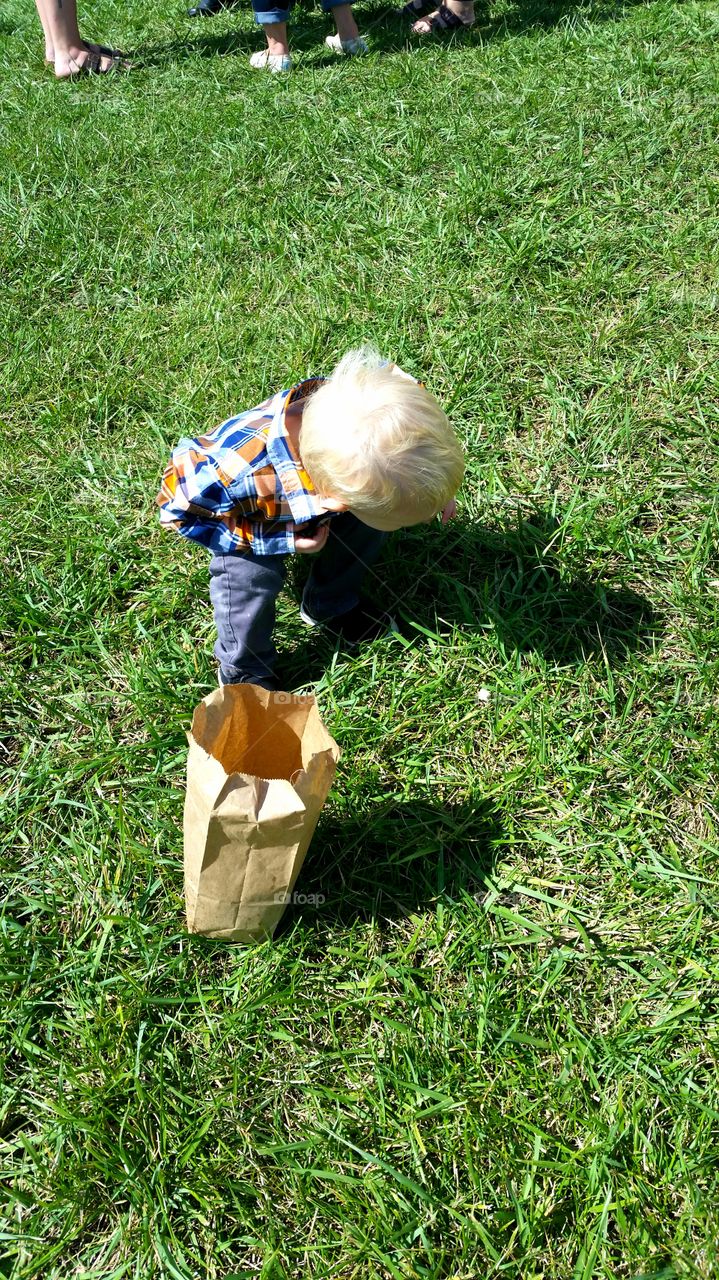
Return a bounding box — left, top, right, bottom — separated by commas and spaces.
272, 790, 500, 937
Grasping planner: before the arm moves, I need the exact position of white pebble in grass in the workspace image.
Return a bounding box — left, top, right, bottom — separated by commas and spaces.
476, 688, 491, 703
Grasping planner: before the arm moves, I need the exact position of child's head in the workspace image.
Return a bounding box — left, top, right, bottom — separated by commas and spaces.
299, 347, 464, 532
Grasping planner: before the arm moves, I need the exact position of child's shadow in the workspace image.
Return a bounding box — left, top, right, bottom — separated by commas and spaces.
275, 786, 501, 937
279, 509, 658, 686
392, 510, 659, 664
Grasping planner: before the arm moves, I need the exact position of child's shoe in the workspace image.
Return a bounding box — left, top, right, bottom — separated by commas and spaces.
324, 33, 368, 55
300, 601, 396, 646
218, 667, 279, 691
249, 49, 292, 71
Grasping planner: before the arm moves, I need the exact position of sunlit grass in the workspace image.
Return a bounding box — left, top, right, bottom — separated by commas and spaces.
1, 0, 718, 1274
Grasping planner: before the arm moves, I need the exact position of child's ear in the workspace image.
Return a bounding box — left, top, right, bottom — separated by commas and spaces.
320, 498, 349, 512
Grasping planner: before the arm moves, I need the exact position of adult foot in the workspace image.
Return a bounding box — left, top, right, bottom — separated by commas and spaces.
46, 40, 126, 66
412, 0, 474, 32
53, 45, 128, 77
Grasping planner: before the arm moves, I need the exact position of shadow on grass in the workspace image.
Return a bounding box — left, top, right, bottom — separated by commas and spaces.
361, 0, 656, 52
275, 790, 501, 936
132, 0, 656, 67
280, 509, 658, 687
394, 510, 659, 664
129, 26, 259, 67
125, 0, 338, 67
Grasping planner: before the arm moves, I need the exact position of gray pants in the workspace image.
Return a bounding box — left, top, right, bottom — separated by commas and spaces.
209, 513, 387, 685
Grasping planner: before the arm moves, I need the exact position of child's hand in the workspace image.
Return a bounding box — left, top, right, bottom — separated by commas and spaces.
295, 522, 331, 554
441, 499, 458, 524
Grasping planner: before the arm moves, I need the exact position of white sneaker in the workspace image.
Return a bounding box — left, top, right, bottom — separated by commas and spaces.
249, 49, 292, 71
299, 604, 321, 627
324, 32, 368, 54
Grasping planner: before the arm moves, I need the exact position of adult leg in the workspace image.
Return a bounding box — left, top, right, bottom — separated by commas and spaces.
34, 0, 55, 62
35, 0, 123, 76
301, 514, 387, 622
209, 552, 287, 687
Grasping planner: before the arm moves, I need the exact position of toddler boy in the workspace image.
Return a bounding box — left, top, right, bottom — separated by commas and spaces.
157, 347, 464, 690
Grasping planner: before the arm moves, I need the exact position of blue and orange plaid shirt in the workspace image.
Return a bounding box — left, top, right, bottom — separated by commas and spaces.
157, 378, 328, 556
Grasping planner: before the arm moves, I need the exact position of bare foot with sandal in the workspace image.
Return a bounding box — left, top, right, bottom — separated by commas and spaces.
34, 0, 130, 77
410, 0, 474, 33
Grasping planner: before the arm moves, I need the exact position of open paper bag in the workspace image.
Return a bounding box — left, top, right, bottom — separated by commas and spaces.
184, 683, 340, 943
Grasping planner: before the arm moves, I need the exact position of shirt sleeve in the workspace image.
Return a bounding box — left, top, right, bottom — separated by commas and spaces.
157, 441, 297, 556
158, 439, 251, 517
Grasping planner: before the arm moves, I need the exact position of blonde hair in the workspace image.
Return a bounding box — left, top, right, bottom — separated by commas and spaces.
299, 347, 464, 522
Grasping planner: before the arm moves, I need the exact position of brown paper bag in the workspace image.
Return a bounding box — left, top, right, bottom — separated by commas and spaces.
183, 683, 340, 943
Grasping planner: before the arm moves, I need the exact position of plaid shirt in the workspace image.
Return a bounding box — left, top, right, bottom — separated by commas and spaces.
157, 378, 327, 556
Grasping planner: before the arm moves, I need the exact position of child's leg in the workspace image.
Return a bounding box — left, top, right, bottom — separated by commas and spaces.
326, 1, 359, 40
250, 0, 291, 63
209, 552, 287, 687
301, 514, 387, 622
259, 19, 290, 56
322, 0, 368, 51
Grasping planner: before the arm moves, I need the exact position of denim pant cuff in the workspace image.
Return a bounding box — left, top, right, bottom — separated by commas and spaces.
253, 6, 291, 21
320, 0, 348, 9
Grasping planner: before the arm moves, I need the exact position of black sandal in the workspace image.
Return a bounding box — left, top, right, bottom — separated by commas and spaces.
90, 43, 129, 58
46, 42, 127, 67
413, 2, 474, 31
64, 49, 126, 76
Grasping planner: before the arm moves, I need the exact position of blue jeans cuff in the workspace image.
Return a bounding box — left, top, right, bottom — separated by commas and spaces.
253, 6, 291, 21
320, 0, 347, 9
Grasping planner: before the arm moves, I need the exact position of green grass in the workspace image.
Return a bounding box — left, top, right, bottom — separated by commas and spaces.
1, 0, 719, 1274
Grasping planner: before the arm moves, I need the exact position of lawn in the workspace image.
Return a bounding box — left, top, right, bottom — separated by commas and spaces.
1, 0, 718, 1274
